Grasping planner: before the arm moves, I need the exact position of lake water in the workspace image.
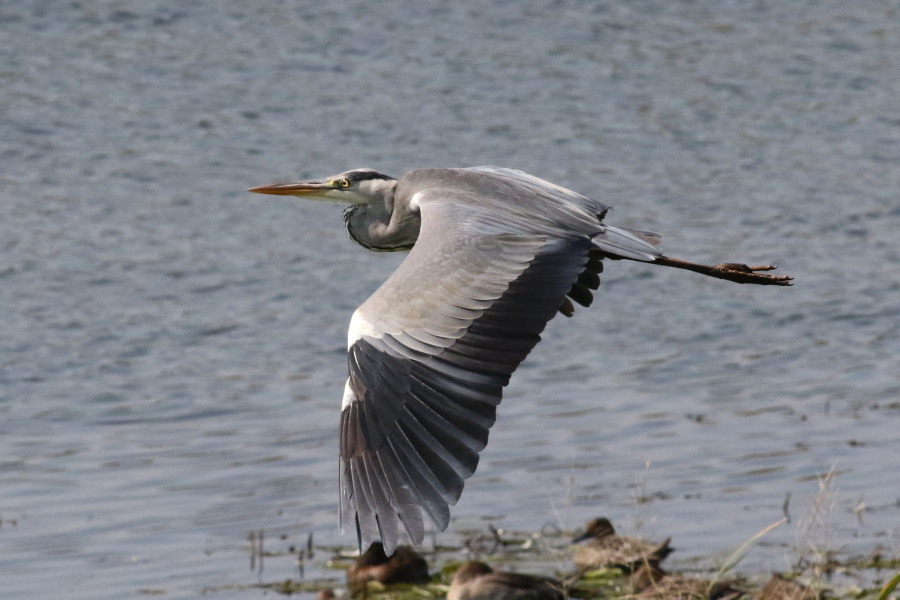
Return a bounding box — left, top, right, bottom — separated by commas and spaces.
2, 1, 899, 598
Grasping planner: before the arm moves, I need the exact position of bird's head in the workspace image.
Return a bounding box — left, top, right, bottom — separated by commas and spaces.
248, 168, 397, 206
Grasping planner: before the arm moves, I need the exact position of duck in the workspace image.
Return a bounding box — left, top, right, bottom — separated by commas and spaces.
345, 542, 430, 585
572, 517, 673, 572
448, 560, 565, 600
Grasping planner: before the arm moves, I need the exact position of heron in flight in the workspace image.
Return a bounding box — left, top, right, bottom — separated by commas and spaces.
248, 166, 792, 555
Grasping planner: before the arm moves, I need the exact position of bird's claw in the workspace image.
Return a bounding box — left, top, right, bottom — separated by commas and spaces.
712, 263, 794, 286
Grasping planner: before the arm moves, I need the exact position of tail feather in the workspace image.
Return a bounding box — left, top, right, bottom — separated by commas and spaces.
592, 225, 663, 262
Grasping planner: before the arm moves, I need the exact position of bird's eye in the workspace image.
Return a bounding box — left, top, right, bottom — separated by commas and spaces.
338, 178, 351, 188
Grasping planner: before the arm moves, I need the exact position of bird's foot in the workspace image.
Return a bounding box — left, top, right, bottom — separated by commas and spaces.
710, 263, 794, 286
651, 256, 794, 286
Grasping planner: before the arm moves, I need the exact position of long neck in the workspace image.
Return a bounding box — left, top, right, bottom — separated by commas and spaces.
343, 188, 421, 252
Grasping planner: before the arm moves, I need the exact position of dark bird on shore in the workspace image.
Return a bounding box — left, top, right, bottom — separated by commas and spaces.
346, 542, 429, 585
572, 517, 673, 572
448, 560, 564, 600
249, 166, 793, 554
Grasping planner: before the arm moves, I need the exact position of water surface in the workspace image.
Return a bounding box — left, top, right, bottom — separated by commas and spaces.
2, 1, 899, 598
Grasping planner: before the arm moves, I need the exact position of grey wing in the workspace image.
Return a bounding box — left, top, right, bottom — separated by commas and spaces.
467, 167, 664, 261
338, 198, 594, 554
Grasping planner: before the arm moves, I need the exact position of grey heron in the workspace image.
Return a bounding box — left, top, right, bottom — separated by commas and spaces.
248, 166, 792, 555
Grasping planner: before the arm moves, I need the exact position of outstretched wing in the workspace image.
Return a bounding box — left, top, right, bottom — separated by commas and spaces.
338, 169, 662, 554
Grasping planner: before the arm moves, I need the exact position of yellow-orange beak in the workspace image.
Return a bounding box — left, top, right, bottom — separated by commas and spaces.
247, 180, 336, 196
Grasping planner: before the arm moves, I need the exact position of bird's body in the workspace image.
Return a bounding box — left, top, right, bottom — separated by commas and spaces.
571, 517, 673, 573
249, 166, 792, 555
346, 542, 430, 585
448, 561, 564, 600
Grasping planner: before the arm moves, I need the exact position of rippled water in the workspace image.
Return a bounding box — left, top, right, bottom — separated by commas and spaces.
2, 1, 899, 598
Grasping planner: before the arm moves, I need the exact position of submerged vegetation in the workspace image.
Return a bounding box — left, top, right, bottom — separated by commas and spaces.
210, 472, 897, 599
228, 518, 897, 600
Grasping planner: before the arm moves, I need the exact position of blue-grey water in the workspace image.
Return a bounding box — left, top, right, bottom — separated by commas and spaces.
2, 1, 899, 598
